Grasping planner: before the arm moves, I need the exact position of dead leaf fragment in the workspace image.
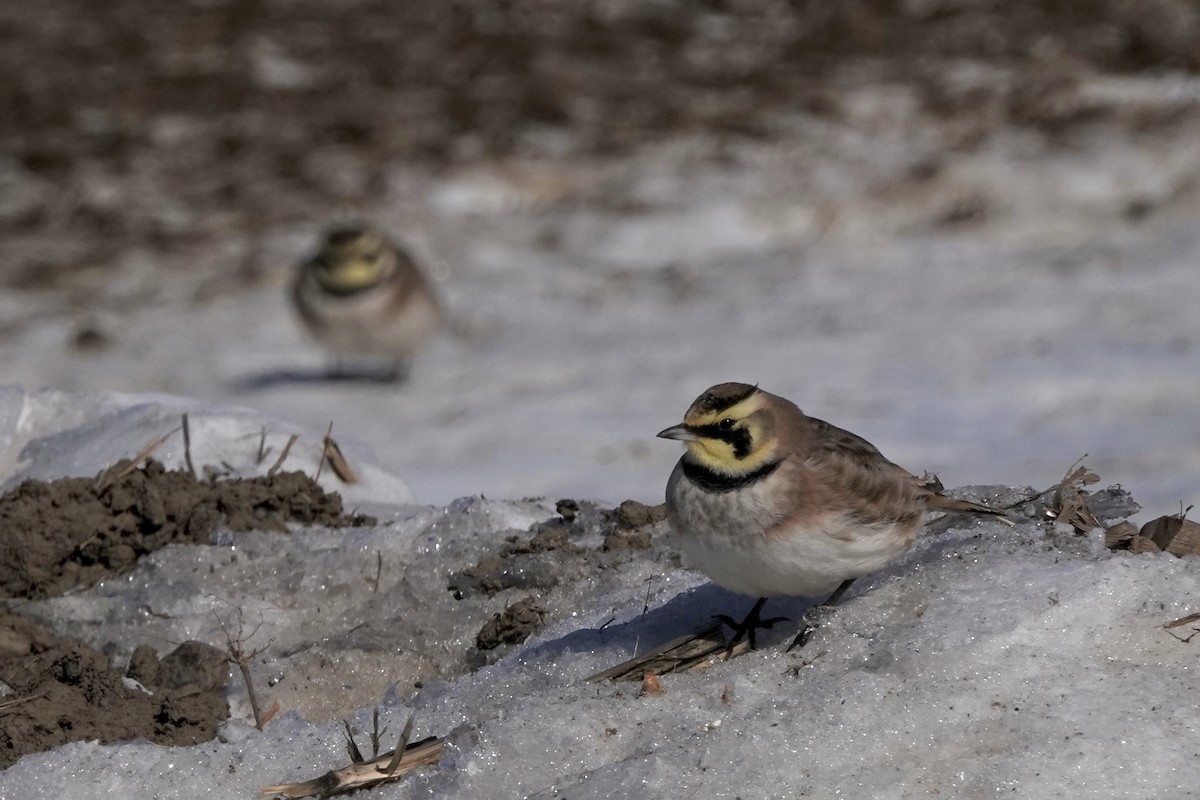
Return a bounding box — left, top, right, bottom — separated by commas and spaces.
639, 672, 664, 697
1139, 512, 1200, 557
1049, 459, 1100, 534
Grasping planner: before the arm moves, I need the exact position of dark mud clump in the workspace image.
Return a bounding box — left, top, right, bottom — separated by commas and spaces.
475, 597, 545, 651
0, 459, 375, 767
0, 611, 230, 769
0, 459, 375, 599
450, 499, 670, 659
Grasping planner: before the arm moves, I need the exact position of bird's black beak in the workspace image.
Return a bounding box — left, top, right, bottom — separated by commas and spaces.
656, 424, 699, 442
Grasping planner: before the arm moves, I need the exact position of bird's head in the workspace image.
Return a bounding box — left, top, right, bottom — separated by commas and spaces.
657, 383, 782, 476
307, 227, 394, 293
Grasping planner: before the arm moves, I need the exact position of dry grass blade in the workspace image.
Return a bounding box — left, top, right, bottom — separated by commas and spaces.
586, 620, 748, 683
259, 701, 282, 727
261, 736, 444, 798
384, 716, 415, 776
343, 721, 365, 764
267, 434, 299, 478
1164, 612, 1200, 630
1164, 611, 1200, 643
256, 425, 270, 465
0, 692, 44, 716
96, 426, 182, 490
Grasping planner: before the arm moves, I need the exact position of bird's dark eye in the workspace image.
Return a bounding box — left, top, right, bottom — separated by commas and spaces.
717, 418, 735, 431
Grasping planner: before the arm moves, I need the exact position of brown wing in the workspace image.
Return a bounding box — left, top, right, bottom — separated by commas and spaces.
800, 417, 1004, 523
795, 417, 927, 528
383, 247, 441, 316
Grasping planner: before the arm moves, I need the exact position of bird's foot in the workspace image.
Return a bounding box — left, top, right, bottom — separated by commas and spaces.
715, 597, 789, 654
786, 604, 840, 652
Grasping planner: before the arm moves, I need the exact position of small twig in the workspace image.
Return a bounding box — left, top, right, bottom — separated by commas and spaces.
261, 735, 444, 797
267, 434, 299, 478
1165, 612, 1200, 629
182, 414, 196, 479
96, 426, 182, 490
1165, 612, 1200, 642
586, 620, 744, 683
212, 601, 272, 730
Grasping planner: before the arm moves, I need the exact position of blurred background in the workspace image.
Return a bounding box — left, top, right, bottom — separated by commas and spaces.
2, 0, 1199, 517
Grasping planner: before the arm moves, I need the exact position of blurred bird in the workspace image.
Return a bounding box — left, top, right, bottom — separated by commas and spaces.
658, 382, 1004, 650
293, 226, 442, 381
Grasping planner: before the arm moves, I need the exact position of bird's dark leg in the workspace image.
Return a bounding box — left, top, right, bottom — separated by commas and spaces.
787, 578, 856, 652
715, 597, 790, 654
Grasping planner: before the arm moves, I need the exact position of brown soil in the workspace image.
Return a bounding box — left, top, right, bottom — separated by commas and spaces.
0, 459, 374, 767
0, 458, 375, 599
0, 611, 229, 769
452, 498, 667, 659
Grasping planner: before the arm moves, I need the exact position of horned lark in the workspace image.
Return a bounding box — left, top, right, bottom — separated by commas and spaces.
293, 227, 442, 381
658, 382, 1003, 650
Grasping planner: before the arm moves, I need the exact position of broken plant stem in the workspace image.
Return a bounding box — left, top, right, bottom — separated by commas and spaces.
213, 601, 272, 731
267, 434, 299, 478
182, 414, 196, 478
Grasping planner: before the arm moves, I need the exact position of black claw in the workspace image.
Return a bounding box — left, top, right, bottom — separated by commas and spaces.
785, 578, 859, 652
714, 598, 790, 654
786, 623, 816, 652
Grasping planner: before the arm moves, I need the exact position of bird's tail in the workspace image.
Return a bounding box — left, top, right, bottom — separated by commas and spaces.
925, 492, 1008, 517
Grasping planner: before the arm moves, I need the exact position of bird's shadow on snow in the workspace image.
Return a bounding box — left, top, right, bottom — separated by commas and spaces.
229, 365, 408, 391
521, 525, 1024, 668
525, 583, 829, 667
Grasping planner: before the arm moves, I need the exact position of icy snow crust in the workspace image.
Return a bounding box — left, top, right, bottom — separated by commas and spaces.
0, 394, 1196, 799
0, 386, 415, 511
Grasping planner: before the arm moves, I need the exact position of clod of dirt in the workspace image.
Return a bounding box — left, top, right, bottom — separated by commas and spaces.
602, 529, 652, 551
555, 499, 579, 522
475, 598, 545, 651
129, 641, 230, 693
452, 499, 674, 666
0, 458, 375, 599
615, 499, 667, 529
0, 614, 229, 769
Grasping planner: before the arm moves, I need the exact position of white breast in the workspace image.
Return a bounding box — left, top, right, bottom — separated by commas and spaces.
666, 462, 915, 599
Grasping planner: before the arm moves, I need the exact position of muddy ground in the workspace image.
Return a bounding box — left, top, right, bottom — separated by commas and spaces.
0, 458, 670, 768
0, 460, 372, 768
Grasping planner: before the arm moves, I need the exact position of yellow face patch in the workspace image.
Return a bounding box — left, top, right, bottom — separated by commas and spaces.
312, 233, 389, 293
315, 256, 385, 292
680, 392, 779, 476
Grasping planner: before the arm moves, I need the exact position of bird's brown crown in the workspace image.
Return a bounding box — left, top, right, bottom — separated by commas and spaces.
308, 227, 394, 294
676, 383, 782, 477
